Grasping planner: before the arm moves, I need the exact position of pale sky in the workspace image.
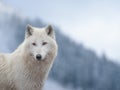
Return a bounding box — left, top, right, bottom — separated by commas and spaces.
1, 0, 120, 62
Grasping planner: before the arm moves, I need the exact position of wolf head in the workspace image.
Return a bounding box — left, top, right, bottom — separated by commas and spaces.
24, 24, 57, 61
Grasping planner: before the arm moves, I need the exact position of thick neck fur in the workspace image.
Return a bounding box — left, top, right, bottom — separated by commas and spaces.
10, 40, 55, 90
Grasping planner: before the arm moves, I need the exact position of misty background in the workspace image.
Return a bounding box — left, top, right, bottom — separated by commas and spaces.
0, 0, 120, 90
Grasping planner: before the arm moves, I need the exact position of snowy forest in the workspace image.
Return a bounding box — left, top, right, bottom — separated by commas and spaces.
0, 13, 120, 90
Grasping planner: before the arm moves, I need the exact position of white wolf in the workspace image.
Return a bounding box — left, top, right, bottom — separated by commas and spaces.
0, 24, 58, 90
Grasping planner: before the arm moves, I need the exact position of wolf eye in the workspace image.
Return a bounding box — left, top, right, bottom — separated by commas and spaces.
32, 43, 36, 46
42, 42, 47, 45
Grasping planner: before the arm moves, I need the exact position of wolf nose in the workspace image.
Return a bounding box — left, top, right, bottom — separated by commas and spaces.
36, 54, 42, 60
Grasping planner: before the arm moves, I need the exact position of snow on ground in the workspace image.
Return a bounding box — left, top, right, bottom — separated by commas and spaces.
44, 79, 67, 90
43, 79, 72, 90
44, 79, 82, 90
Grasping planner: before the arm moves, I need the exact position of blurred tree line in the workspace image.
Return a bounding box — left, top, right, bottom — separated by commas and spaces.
0, 14, 120, 90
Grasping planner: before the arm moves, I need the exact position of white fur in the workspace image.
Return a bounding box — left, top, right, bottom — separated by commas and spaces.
0, 25, 58, 90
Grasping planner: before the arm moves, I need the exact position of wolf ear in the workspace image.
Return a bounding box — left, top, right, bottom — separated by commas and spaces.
45, 25, 55, 39
25, 24, 33, 38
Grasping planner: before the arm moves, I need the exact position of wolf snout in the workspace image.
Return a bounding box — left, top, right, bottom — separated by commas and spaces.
36, 54, 42, 60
